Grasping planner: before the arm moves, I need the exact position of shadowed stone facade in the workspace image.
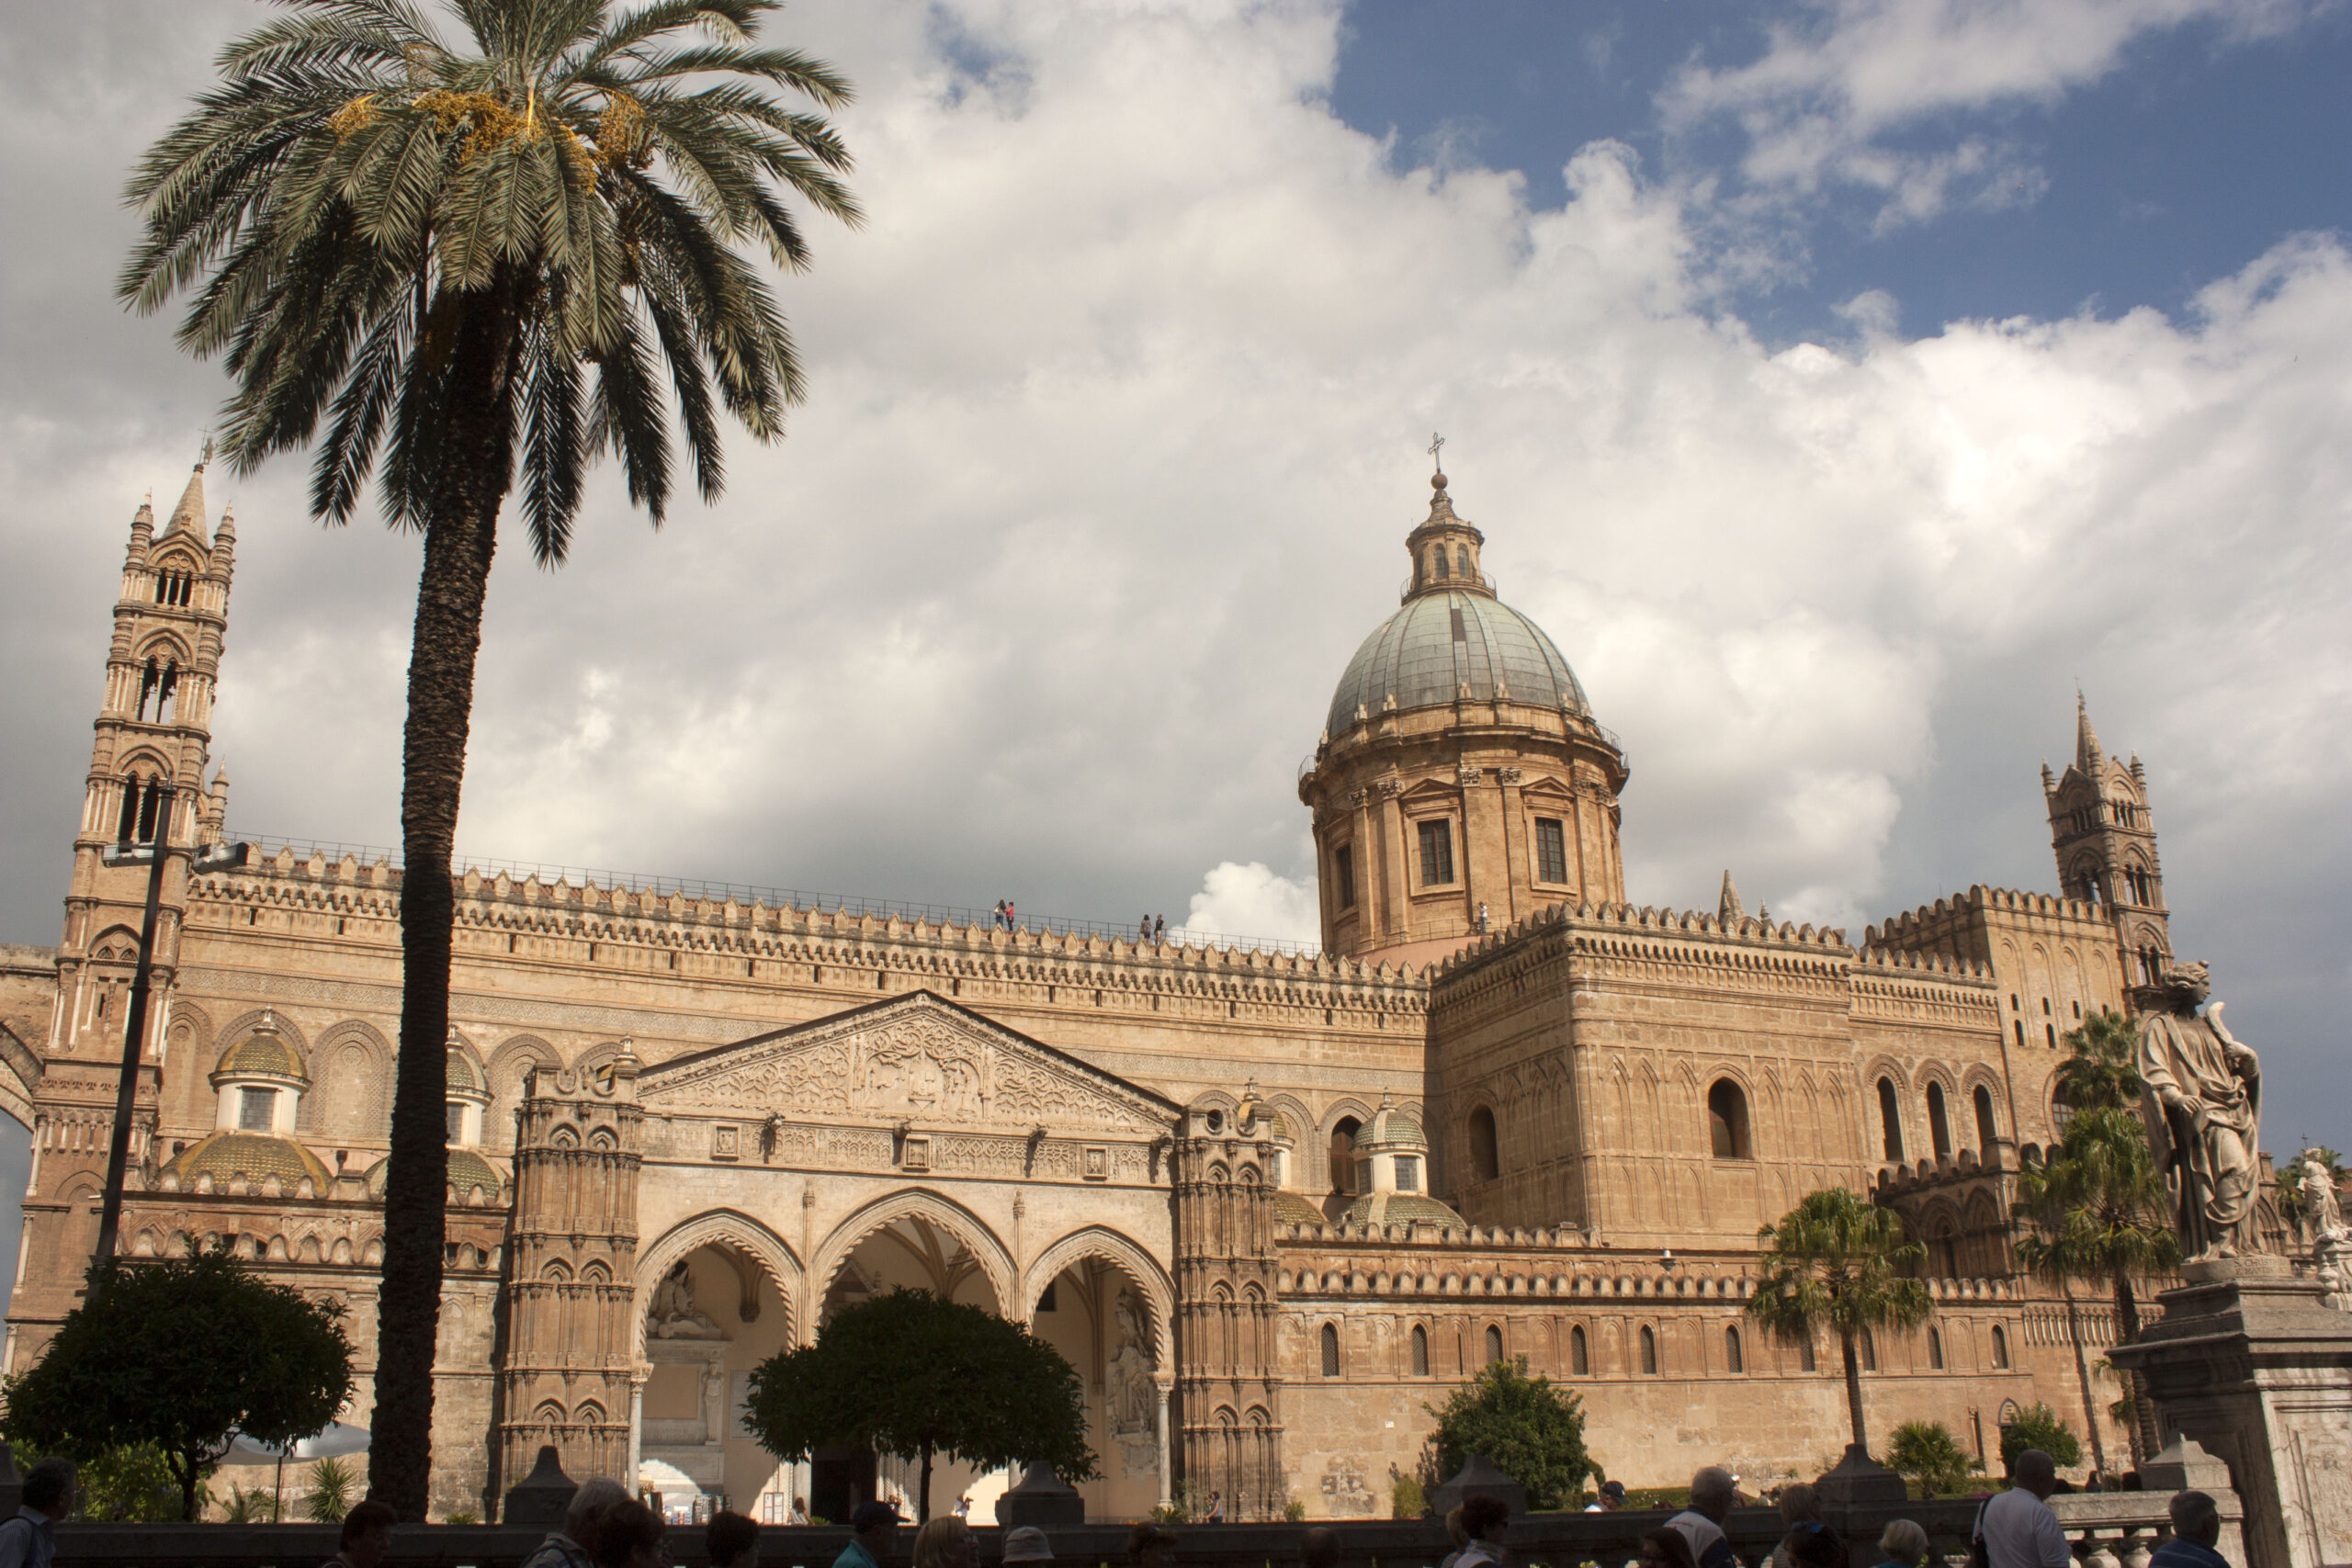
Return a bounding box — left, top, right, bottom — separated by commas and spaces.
5, 460, 2262, 1520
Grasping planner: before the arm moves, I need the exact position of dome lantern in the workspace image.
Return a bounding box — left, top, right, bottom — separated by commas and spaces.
209, 1009, 308, 1135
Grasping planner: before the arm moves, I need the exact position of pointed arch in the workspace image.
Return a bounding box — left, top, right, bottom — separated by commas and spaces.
634, 1209, 806, 1353
298, 1020, 390, 1139
812, 1188, 1016, 1328
1023, 1226, 1175, 1362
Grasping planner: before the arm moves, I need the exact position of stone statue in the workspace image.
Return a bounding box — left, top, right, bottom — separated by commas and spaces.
1108, 1291, 1155, 1437
2137, 961, 2263, 1261
649, 1260, 725, 1339
2301, 1149, 2347, 1240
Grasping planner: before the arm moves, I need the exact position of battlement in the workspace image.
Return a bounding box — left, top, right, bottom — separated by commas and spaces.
1431, 897, 1854, 982
1866, 884, 2108, 949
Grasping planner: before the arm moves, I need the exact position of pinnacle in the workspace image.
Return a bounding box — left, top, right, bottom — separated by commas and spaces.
2075, 691, 2103, 774
163, 457, 209, 541
1718, 870, 1744, 922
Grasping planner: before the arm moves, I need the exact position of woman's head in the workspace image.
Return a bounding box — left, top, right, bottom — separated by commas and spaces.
913, 1515, 977, 1568
1877, 1521, 1929, 1567
589, 1498, 664, 1568
1779, 1484, 1822, 1526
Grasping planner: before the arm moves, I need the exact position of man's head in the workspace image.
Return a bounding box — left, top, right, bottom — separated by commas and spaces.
1689, 1467, 1737, 1523
1300, 1526, 1340, 1568
1460, 1495, 1510, 1543
20, 1458, 74, 1521
564, 1475, 630, 1545
340, 1500, 398, 1568
1597, 1481, 1627, 1511
2169, 1491, 2222, 1549
707, 1508, 760, 1568
1778, 1483, 1821, 1526
2011, 1450, 2059, 1499
853, 1499, 902, 1554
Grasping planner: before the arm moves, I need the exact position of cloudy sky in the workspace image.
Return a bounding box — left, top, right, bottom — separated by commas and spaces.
3, 0, 2348, 1167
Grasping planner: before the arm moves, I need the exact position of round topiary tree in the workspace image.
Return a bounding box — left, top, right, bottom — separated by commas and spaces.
1425, 1356, 1590, 1511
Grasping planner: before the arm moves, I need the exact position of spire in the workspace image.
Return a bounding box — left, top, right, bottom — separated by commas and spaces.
2075, 690, 2103, 774
163, 442, 211, 540
1403, 436, 1488, 599
1718, 870, 1744, 923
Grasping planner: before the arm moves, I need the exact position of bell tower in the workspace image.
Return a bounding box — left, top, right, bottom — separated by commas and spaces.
54, 453, 236, 1058
2042, 694, 2170, 989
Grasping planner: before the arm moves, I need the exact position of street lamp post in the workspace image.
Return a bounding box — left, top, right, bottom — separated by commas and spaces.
91, 784, 249, 1276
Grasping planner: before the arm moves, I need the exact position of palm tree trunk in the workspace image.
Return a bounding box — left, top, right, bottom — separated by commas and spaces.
1838, 1327, 1867, 1452
373, 276, 523, 1520
2112, 1273, 2159, 1467
2059, 1283, 2109, 1479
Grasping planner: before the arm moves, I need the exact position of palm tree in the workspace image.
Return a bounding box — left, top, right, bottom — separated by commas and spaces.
119, 0, 858, 1515
2013, 1104, 2178, 1474
1747, 1188, 1934, 1458
2052, 1009, 2141, 1115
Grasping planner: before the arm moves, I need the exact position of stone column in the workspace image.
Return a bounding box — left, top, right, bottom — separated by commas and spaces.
1154, 1382, 1172, 1507
628, 1379, 644, 1494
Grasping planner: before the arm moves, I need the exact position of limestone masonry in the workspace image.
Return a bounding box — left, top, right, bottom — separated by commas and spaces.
3, 459, 2278, 1521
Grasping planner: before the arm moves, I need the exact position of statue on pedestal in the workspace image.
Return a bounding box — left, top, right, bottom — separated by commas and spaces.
2137, 961, 2263, 1262
2300, 1148, 2352, 1311
650, 1260, 725, 1339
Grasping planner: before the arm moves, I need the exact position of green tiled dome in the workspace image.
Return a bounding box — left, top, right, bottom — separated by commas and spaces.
1351, 1102, 1427, 1153
1340, 1190, 1464, 1229
212, 1018, 308, 1085
164, 1131, 331, 1189
1273, 1190, 1329, 1226
1327, 591, 1589, 740
447, 1045, 487, 1099
364, 1146, 505, 1200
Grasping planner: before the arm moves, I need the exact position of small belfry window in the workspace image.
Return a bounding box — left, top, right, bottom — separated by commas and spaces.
1927, 1083, 1952, 1159
1411, 1325, 1430, 1376
1708, 1079, 1751, 1160
1878, 1077, 1905, 1162
1320, 1322, 1340, 1377
238, 1087, 274, 1131
1418, 819, 1454, 886
1333, 844, 1356, 911
1395, 1155, 1421, 1192
1534, 818, 1569, 884
1973, 1086, 1998, 1156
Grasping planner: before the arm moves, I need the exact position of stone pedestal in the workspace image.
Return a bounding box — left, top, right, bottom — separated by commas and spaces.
1428, 1455, 1528, 1518
2108, 1257, 2352, 1568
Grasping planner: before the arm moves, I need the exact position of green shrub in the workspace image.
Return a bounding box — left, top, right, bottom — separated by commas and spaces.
1426, 1357, 1592, 1511
1283, 1497, 1308, 1522
1888, 1420, 1983, 1498
1391, 1470, 1427, 1519
1999, 1404, 2082, 1472
303, 1454, 359, 1522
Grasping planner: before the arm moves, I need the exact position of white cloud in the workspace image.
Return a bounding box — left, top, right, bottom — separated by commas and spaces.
1663, 0, 2321, 228
0, 0, 2347, 1133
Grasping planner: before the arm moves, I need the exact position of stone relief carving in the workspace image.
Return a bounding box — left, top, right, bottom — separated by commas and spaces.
649, 1260, 725, 1339
644, 1011, 1160, 1134
2137, 961, 2263, 1262
1108, 1289, 1159, 1475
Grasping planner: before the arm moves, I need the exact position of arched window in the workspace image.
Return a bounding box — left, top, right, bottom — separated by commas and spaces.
1877, 1078, 1904, 1162
1433, 547, 1450, 581
1926, 1083, 1952, 1160
116, 773, 146, 845
133, 775, 165, 844
1991, 1325, 2009, 1369
1928, 1327, 1944, 1371
1799, 1337, 1817, 1372
1639, 1325, 1658, 1374
1707, 1079, 1751, 1160
1485, 1325, 1504, 1365
1724, 1326, 1744, 1373
1468, 1106, 1499, 1183
1860, 1328, 1878, 1372
1320, 1322, 1340, 1378
1973, 1086, 1998, 1156
1455, 546, 1471, 577
1411, 1325, 1430, 1376
1570, 1325, 1589, 1375
1329, 1117, 1360, 1195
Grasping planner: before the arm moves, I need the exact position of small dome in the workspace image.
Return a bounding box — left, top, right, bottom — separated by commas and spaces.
164, 1131, 331, 1190
1242, 1107, 1293, 1142
1340, 1190, 1464, 1229
364, 1147, 506, 1201
447, 1045, 487, 1100
1326, 590, 1589, 741
213, 1016, 307, 1086
1351, 1101, 1427, 1153
1272, 1190, 1328, 1227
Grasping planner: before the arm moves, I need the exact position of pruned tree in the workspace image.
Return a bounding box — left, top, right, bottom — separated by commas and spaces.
1, 1251, 354, 1519
117, 0, 859, 1514
1746, 1187, 1933, 1457
1424, 1356, 1590, 1511
1887, 1419, 1981, 1499
744, 1289, 1096, 1520
1997, 1402, 2081, 1472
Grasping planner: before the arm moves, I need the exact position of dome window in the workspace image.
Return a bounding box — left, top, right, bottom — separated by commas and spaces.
238, 1088, 275, 1132
1395, 1155, 1420, 1192
1456, 546, 1471, 577
1534, 818, 1569, 884
1433, 547, 1450, 581
1417, 820, 1454, 886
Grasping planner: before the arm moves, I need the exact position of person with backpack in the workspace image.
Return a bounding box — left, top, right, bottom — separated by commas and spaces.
1974, 1452, 2070, 1568
0, 1458, 75, 1568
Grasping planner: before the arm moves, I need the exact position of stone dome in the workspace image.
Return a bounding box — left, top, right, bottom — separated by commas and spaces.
1325, 589, 1589, 742
1351, 1100, 1427, 1153
365, 1147, 505, 1201
212, 1017, 308, 1086
164, 1130, 332, 1190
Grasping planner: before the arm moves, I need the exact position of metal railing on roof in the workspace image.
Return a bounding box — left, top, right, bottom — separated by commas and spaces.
227, 832, 1324, 959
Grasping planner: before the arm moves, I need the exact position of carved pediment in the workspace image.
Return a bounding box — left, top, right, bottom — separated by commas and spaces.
639, 991, 1178, 1136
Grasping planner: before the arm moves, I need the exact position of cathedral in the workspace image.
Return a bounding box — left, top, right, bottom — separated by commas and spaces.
0, 457, 2225, 1521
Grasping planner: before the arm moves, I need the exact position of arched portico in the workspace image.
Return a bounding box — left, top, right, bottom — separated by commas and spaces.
1023, 1226, 1179, 1512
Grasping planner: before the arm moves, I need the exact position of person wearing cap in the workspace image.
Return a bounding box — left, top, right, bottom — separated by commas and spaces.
836, 1500, 903, 1568
1586, 1481, 1628, 1513
1004, 1526, 1057, 1565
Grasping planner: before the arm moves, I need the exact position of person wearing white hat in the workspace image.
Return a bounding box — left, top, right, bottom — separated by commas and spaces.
1003, 1527, 1057, 1564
